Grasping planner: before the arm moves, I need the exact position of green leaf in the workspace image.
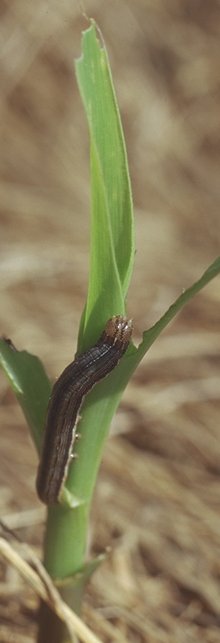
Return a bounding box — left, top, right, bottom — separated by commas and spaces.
135, 255, 220, 363
0, 339, 51, 452
107, 255, 220, 389
75, 22, 134, 349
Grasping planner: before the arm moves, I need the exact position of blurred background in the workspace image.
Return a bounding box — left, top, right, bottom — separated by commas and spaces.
0, 1, 220, 641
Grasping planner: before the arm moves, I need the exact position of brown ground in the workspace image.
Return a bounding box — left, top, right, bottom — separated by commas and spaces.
0, 1, 220, 642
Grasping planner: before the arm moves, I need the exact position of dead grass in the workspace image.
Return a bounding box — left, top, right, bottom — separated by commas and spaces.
0, 1, 220, 641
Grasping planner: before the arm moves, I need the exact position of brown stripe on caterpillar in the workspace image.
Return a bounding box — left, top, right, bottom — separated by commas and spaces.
36, 315, 133, 505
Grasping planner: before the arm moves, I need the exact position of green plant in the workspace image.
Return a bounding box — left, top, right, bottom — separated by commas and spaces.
0, 22, 220, 643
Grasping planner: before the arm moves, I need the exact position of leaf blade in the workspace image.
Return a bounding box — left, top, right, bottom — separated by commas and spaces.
0, 339, 51, 452
75, 22, 134, 348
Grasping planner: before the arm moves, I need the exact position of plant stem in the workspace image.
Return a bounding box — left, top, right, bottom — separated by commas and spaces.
43, 505, 88, 579
37, 504, 89, 643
